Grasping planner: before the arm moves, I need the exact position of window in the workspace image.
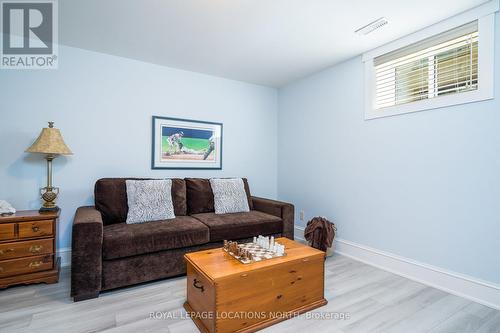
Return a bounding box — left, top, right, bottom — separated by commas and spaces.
375, 22, 478, 109
363, 3, 496, 120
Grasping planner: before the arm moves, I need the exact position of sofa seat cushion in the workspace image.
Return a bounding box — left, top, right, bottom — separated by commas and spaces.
102, 216, 209, 260
191, 210, 282, 242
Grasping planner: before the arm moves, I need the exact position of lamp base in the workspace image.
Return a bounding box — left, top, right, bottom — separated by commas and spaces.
40, 186, 60, 214
39, 206, 60, 213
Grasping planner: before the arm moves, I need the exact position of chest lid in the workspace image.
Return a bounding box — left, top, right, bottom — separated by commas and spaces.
184, 238, 325, 282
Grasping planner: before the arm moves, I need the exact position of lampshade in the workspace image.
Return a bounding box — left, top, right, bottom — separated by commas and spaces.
25, 122, 73, 155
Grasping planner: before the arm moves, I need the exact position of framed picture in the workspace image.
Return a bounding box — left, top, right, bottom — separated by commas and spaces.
152, 116, 223, 169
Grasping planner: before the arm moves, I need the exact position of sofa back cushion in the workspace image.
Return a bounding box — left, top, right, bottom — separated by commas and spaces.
95, 178, 187, 225
125, 179, 176, 224
185, 178, 253, 215
210, 178, 250, 214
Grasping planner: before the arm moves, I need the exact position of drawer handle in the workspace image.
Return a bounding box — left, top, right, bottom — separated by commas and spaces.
0, 248, 14, 255
32, 226, 40, 232
29, 261, 43, 268
29, 245, 43, 253
240, 273, 248, 278
302, 258, 309, 262
193, 279, 204, 292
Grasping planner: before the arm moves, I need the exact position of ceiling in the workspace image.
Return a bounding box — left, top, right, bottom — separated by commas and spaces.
59, 0, 489, 87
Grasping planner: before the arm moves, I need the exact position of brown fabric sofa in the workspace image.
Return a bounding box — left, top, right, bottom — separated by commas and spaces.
71, 178, 294, 301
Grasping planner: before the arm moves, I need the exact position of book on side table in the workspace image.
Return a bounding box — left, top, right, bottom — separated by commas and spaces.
184, 237, 327, 333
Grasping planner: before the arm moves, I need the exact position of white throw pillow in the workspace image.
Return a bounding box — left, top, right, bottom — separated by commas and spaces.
210, 178, 250, 214
125, 179, 175, 224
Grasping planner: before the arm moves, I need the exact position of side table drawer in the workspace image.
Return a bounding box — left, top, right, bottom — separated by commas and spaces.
0, 239, 53, 260
0, 254, 53, 278
0, 224, 16, 241
18, 220, 54, 239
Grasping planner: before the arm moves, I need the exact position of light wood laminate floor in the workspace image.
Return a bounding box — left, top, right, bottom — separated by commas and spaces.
1, 254, 499, 333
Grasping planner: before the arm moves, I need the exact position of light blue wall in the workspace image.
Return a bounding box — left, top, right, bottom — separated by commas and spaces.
0, 46, 278, 250
2, 15, 498, 286
278, 13, 500, 284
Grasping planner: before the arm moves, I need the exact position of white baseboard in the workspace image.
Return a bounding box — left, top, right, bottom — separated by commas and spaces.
57, 247, 71, 268
294, 225, 306, 241
294, 225, 500, 310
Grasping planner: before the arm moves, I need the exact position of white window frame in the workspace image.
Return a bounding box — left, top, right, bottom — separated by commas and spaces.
363, 1, 497, 120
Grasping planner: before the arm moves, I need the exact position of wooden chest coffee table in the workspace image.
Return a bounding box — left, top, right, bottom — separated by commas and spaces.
184, 238, 327, 333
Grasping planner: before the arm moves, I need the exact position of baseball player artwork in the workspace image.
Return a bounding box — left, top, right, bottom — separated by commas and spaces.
161, 126, 216, 161
152, 116, 222, 169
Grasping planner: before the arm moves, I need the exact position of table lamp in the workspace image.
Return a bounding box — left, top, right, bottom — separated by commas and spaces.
25, 122, 73, 212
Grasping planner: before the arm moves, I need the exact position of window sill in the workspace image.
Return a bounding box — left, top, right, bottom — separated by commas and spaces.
365, 88, 494, 120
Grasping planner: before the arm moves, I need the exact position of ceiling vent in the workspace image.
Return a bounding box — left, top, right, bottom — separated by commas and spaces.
355, 17, 388, 35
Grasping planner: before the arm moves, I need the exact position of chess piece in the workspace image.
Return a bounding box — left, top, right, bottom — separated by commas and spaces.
241, 250, 248, 260
258, 235, 264, 247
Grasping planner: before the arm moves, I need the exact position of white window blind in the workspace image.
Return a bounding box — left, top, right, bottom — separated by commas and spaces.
374, 21, 478, 110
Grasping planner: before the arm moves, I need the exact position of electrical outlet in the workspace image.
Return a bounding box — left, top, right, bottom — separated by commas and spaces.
300, 210, 305, 221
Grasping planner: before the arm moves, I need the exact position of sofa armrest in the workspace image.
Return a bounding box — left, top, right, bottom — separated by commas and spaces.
252, 197, 295, 240
71, 206, 104, 301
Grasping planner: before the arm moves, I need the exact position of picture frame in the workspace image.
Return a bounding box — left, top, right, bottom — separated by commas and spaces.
151, 116, 223, 170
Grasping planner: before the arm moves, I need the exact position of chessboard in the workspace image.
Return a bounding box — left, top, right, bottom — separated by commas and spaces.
223, 242, 285, 264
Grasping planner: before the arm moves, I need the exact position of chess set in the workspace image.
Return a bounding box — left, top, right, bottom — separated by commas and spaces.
223, 235, 286, 264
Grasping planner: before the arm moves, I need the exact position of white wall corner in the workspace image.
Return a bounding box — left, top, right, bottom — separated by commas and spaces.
294, 224, 500, 311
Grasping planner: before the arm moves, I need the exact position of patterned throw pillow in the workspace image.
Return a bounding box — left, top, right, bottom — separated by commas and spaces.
125, 179, 175, 224
210, 178, 250, 214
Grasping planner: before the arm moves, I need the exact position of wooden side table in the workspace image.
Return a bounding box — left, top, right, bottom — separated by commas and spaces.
0, 210, 61, 289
